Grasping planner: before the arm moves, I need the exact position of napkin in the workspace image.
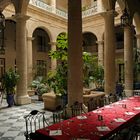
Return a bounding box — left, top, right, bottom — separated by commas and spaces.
77, 116, 87, 119
115, 102, 123, 105
97, 126, 110, 131
134, 107, 140, 110
92, 110, 102, 113
49, 130, 62, 136
125, 112, 135, 115
114, 118, 126, 122
104, 105, 113, 108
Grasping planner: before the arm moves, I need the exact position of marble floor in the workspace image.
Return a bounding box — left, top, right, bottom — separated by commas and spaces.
0, 95, 53, 140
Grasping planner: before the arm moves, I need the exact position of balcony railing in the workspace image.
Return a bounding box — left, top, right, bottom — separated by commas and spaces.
29, 0, 53, 13
56, 9, 67, 19
29, 0, 97, 19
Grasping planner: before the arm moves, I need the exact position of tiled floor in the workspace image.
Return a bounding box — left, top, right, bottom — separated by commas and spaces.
0, 95, 53, 140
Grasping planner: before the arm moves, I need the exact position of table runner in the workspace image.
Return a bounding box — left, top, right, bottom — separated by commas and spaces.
36, 96, 140, 140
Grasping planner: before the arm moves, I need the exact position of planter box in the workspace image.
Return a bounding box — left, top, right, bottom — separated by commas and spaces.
42, 92, 62, 111
28, 89, 35, 96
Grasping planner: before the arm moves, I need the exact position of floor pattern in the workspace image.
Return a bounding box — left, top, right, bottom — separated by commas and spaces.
0, 96, 53, 140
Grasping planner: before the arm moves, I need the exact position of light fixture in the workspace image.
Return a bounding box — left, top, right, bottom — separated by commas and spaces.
120, 0, 131, 27
0, 11, 5, 54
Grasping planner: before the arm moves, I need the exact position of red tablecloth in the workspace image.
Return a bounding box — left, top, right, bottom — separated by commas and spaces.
36, 96, 140, 140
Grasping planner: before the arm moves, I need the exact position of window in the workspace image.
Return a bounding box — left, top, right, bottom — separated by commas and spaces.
36, 60, 47, 77
37, 35, 46, 52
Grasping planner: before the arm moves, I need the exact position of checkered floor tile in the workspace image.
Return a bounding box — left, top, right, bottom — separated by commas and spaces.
0, 96, 53, 140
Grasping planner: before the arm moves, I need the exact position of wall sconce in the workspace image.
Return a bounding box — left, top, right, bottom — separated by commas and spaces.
0, 11, 5, 55
120, 0, 131, 27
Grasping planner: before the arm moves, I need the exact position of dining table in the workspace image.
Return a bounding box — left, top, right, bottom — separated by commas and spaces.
35, 96, 140, 140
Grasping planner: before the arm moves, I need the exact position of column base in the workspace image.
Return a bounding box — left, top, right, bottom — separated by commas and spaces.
15, 95, 31, 105
124, 89, 133, 97
66, 103, 88, 118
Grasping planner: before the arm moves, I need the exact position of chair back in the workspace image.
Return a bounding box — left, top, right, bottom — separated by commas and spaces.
71, 101, 83, 117
52, 105, 67, 123
87, 98, 98, 111
24, 110, 49, 140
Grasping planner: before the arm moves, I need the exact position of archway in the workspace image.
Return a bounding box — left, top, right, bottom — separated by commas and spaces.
82, 32, 98, 54
32, 28, 51, 78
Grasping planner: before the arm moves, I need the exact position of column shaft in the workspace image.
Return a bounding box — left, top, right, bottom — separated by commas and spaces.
102, 10, 116, 95
124, 26, 134, 96
50, 41, 57, 70
136, 34, 140, 49
15, 14, 31, 105
97, 40, 104, 66
27, 37, 34, 87
51, 0, 56, 13
68, 0, 83, 106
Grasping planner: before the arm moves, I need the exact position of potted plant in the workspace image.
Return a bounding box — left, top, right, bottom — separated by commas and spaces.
2, 68, 20, 107
30, 76, 50, 101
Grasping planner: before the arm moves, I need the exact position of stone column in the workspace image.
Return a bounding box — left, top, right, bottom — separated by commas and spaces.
68, 0, 86, 111
101, 10, 117, 95
97, 40, 104, 66
135, 34, 140, 81
97, 0, 104, 12
124, 26, 134, 97
136, 34, 140, 49
14, 14, 31, 105
49, 41, 57, 70
50, 0, 56, 13
27, 37, 34, 87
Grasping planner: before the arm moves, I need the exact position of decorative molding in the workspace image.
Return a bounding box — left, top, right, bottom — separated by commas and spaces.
96, 40, 104, 45
27, 37, 35, 41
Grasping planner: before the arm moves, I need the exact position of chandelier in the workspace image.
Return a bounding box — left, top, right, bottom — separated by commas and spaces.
0, 11, 5, 54
120, 0, 131, 27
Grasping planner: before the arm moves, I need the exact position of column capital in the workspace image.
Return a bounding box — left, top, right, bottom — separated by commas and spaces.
96, 40, 104, 45
48, 41, 57, 45
100, 10, 118, 18
13, 14, 30, 21
27, 37, 35, 41
124, 24, 135, 31
135, 34, 140, 39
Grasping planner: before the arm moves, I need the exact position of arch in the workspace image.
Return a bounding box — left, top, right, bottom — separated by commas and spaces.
28, 25, 52, 42
32, 27, 51, 78
134, 12, 140, 33
56, 32, 67, 48
0, 0, 13, 11
82, 32, 98, 53
102, 0, 116, 11
11, 0, 29, 14
115, 25, 124, 49
3, 20, 16, 71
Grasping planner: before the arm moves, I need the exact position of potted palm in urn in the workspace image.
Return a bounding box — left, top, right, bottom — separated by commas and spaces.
2, 68, 20, 107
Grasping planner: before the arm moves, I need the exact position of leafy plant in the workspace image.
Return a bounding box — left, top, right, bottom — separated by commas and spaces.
47, 64, 67, 96
2, 68, 20, 94
47, 32, 104, 96
83, 52, 104, 89
30, 76, 50, 96
47, 33, 68, 96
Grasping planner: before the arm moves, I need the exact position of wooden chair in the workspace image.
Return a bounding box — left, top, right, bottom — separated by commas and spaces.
104, 93, 118, 105
24, 110, 49, 140
98, 96, 107, 107
52, 105, 67, 124
87, 98, 98, 111
108, 93, 118, 103
70, 101, 84, 117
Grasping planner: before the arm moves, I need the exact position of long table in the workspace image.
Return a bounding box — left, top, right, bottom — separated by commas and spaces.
36, 96, 140, 140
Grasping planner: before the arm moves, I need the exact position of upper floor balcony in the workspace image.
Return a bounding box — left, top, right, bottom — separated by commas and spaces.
29, 0, 98, 19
